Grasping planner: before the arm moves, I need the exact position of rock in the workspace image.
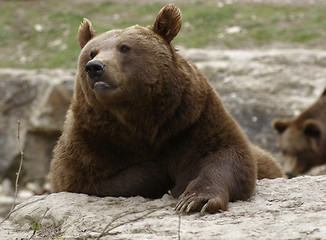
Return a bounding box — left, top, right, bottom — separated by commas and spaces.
180, 48, 326, 156
1, 49, 326, 185
0, 179, 32, 222
1, 175, 325, 239
0, 69, 74, 184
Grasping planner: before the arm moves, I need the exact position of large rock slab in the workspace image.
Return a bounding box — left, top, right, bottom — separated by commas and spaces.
1, 175, 325, 239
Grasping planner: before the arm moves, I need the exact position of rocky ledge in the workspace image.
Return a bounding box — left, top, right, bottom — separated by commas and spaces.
1, 175, 326, 239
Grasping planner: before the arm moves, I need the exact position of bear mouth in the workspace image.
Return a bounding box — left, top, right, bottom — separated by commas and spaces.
92, 80, 117, 90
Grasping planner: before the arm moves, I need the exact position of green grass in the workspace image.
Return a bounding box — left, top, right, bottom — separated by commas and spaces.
1, 0, 326, 69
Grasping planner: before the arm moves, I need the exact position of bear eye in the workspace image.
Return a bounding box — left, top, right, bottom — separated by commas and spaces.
90, 51, 97, 59
119, 44, 130, 53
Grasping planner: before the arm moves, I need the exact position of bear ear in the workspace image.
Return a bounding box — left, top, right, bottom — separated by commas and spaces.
303, 119, 321, 138
153, 4, 182, 44
78, 18, 96, 49
272, 119, 289, 134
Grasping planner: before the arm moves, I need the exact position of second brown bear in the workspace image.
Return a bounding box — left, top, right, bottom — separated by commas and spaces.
49, 4, 283, 214
273, 88, 326, 178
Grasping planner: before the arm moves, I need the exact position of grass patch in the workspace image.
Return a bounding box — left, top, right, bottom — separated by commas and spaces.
1, 0, 326, 69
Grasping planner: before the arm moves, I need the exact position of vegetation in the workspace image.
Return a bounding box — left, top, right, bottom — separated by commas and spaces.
1, 0, 326, 69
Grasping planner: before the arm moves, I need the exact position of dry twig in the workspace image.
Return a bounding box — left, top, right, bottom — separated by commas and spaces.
0, 120, 24, 225
178, 213, 181, 240
96, 207, 159, 240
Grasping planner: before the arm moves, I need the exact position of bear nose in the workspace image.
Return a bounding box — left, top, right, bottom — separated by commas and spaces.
85, 60, 106, 80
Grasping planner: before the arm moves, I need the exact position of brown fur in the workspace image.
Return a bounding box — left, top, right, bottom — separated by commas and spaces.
49, 4, 283, 214
251, 144, 284, 179
273, 88, 326, 178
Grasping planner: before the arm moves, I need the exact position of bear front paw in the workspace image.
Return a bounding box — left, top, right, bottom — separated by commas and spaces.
175, 191, 228, 215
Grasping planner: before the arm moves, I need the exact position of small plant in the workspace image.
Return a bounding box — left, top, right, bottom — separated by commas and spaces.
32, 222, 40, 231
28, 207, 49, 240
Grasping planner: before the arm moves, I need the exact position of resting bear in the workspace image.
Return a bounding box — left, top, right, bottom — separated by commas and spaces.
273, 88, 326, 178
49, 4, 283, 214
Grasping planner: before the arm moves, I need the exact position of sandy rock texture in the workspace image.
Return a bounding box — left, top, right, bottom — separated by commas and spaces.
0, 175, 325, 239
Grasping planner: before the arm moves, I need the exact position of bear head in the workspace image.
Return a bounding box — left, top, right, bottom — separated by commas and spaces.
273, 88, 326, 178
75, 4, 182, 123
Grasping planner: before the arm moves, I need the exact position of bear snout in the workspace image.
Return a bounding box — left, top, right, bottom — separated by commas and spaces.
85, 60, 106, 80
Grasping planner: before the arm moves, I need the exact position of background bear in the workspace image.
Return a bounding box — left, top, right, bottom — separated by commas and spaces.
273, 87, 326, 178
49, 4, 283, 214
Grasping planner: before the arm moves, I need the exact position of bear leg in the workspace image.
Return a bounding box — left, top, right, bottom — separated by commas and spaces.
65, 161, 173, 199
173, 151, 256, 214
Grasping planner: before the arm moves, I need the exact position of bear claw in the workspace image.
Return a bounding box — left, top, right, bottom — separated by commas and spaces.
175, 193, 227, 215
175, 193, 196, 213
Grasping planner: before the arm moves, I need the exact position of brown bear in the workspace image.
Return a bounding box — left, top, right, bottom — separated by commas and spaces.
49, 4, 283, 214
273, 87, 326, 178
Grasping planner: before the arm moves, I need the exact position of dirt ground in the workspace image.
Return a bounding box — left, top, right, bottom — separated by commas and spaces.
1, 176, 326, 239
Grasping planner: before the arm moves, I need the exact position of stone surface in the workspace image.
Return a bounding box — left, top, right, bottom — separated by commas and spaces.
1, 175, 325, 239
180, 48, 326, 156
0, 69, 74, 184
